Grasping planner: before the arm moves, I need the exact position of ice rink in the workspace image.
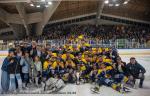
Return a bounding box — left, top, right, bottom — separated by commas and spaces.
0, 49, 150, 96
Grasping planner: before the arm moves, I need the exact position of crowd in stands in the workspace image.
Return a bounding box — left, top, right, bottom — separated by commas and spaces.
41, 25, 150, 44
1, 35, 146, 94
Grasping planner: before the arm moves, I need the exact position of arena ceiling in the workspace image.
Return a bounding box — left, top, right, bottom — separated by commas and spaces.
0, 0, 150, 35
50, 0, 150, 21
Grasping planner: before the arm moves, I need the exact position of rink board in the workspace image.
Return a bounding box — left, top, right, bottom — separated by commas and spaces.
118, 49, 150, 56
0, 49, 150, 57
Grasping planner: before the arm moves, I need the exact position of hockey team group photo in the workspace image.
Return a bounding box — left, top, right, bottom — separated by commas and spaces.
0, 0, 150, 96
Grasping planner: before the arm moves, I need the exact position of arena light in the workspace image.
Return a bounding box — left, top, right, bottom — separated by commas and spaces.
105, 0, 130, 7
45, 5, 49, 7
123, 1, 128, 4
48, 1, 52, 5
41, 0, 45, 2
30, 3, 34, 7
29, 0, 52, 8
104, 0, 109, 4
36, 5, 40, 8
109, 4, 113, 6
115, 4, 120, 6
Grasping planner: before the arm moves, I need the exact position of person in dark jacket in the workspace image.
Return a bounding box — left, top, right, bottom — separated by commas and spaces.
111, 46, 119, 63
112, 57, 129, 85
30, 41, 38, 59
40, 48, 48, 67
1, 51, 14, 93
126, 57, 146, 88
7, 53, 23, 92
113, 57, 127, 75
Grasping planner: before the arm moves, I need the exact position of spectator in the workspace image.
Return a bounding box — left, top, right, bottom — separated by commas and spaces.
126, 57, 146, 88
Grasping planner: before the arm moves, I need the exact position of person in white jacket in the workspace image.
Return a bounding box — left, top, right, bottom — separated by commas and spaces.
33, 56, 42, 87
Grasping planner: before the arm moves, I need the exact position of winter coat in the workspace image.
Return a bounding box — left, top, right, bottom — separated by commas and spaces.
40, 52, 47, 65
126, 62, 146, 77
115, 62, 128, 75
20, 46, 30, 54
1, 57, 10, 72
30, 47, 38, 58
112, 49, 118, 63
33, 61, 42, 77
1, 70, 10, 92
7, 57, 21, 74
20, 57, 33, 73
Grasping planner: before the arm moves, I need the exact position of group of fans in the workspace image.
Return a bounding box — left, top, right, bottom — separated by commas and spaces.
1, 35, 146, 93
42, 25, 150, 43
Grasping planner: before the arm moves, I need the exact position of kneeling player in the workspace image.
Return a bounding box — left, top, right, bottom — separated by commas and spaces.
91, 63, 129, 93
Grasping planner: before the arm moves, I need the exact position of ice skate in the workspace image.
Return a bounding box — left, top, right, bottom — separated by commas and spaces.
76, 72, 80, 85
117, 84, 131, 93
90, 86, 100, 94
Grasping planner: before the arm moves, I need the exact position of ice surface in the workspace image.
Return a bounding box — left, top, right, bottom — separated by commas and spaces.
0, 52, 150, 96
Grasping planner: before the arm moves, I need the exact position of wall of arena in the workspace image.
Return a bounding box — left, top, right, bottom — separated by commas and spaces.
118, 49, 150, 56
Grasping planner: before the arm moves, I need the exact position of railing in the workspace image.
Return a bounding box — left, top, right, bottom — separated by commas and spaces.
0, 39, 149, 50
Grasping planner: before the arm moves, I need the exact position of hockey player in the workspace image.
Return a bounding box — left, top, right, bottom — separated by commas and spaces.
61, 58, 76, 83
54, 59, 65, 78
78, 60, 92, 83
65, 59, 76, 69
91, 63, 128, 93
43, 58, 54, 80
61, 51, 75, 61
90, 65, 98, 83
